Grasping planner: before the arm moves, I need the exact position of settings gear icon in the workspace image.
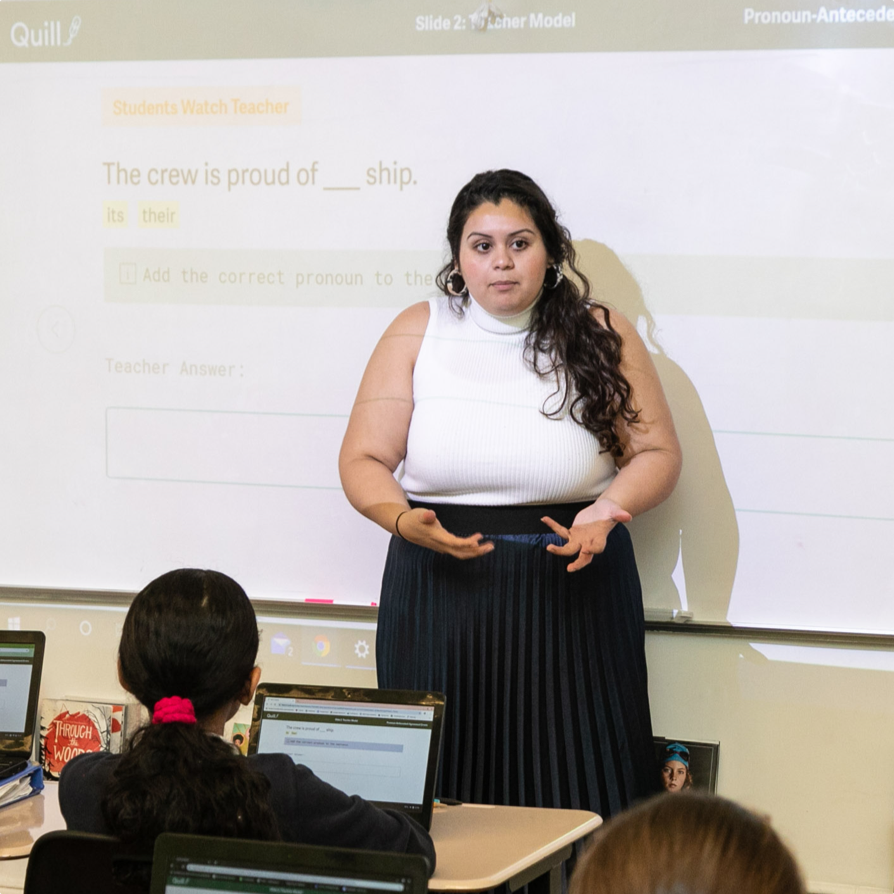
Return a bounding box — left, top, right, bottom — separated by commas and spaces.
354, 639, 371, 659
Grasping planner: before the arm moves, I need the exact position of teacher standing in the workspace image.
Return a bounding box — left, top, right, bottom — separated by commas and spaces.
339, 170, 681, 817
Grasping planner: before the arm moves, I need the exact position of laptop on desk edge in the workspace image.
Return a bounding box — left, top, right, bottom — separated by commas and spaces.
247, 684, 444, 831
151, 832, 431, 894
0, 630, 45, 777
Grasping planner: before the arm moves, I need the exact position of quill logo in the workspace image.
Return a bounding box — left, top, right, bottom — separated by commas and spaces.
10, 16, 82, 48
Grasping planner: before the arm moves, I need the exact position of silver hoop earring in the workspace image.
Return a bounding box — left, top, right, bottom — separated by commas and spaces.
543, 264, 564, 290
446, 268, 468, 297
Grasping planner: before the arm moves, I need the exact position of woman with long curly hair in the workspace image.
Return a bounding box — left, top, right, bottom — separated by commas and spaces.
339, 170, 681, 817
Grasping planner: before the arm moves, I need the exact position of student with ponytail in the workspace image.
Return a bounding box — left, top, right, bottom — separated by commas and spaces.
59, 569, 435, 867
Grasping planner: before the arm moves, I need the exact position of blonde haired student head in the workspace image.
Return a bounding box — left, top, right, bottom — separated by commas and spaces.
570, 792, 805, 894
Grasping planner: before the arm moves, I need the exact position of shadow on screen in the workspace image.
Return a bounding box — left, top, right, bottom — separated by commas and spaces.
574, 240, 739, 622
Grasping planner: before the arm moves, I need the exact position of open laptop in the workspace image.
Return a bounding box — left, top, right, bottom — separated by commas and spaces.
0, 630, 45, 778
151, 832, 432, 894
248, 685, 444, 830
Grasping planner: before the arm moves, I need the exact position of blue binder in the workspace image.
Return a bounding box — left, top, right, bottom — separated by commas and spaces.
0, 762, 44, 810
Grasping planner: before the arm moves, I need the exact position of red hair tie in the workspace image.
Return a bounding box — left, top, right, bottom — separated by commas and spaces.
152, 696, 197, 725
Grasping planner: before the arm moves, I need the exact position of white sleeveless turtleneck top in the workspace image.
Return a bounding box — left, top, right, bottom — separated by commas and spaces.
401, 296, 617, 506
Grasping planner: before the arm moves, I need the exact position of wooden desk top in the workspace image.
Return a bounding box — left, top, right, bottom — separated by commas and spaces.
0, 783, 64, 892
0, 785, 601, 893
428, 802, 601, 891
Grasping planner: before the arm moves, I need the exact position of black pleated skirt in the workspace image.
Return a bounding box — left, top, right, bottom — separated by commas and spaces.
376, 505, 659, 819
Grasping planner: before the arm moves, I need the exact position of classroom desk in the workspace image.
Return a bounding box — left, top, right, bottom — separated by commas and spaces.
0, 785, 600, 894
429, 802, 600, 894
0, 784, 63, 892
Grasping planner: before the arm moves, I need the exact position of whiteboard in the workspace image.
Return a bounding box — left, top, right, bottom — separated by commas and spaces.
1, 1, 891, 632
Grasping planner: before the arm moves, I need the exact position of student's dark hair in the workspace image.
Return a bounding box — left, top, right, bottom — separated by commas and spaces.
102, 568, 280, 846
436, 169, 638, 457
569, 792, 805, 894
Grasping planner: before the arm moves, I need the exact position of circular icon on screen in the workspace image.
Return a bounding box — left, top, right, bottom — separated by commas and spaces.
79, 620, 92, 636
313, 634, 330, 657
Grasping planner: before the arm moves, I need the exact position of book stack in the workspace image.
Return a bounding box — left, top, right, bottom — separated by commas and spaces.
39, 699, 144, 780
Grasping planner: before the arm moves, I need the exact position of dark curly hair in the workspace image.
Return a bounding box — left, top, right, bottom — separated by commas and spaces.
436, 169, 638, 457
102, 569, 280, 847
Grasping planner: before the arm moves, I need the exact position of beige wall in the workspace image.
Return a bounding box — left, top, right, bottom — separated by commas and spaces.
648, 631, 894, 892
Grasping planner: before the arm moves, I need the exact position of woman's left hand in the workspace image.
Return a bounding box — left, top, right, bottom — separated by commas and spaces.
542, 499, 633, 572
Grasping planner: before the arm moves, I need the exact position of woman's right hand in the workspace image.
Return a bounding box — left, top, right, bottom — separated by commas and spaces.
396, 507, 494, 559
339, 301, 489, 562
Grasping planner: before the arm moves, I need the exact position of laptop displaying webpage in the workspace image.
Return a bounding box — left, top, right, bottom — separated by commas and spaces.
253, 694, 435, 813
0, 643, 37, 737
159, 854, 417, 894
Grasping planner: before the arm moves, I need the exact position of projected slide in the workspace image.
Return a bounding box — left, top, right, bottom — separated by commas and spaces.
1, 1, 891, 633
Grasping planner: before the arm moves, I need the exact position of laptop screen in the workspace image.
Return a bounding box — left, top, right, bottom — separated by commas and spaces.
152, 834, 430, 894
248, 685, 444, 830
0, 633, 45, 751
157, 854, 418, 894
0, 643, 37, 735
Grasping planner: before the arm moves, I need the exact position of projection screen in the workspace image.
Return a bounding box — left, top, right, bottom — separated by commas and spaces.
1, 0, 892, 634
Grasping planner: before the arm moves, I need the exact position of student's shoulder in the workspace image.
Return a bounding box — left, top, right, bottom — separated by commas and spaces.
59, 751, 119, 802
246, 753, 355, 821
58, 751, 120, 828
245, 751, 294, 774
246, 752, 322, 787
60, 749, 119, 781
